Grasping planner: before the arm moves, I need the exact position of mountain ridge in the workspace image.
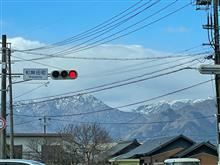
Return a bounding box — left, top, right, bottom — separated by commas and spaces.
12, 95, 217, 142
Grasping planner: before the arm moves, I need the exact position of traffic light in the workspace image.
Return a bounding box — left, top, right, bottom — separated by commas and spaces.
51, 70, 78, 80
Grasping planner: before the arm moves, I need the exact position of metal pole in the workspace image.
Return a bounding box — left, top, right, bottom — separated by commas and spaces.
43, 116, 46, 134
8, 47, 14, 159
213, 0, 220, 164
1, 35, 7, 159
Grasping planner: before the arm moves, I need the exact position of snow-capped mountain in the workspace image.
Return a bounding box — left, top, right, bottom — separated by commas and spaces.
131, 98, 216, 142
12, 94, 147, 139
11, 95, 217, 142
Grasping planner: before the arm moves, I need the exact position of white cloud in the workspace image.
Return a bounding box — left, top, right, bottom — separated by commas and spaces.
8, 37, 213, 111
9, 37, 44, 50
164, 26, 190, 33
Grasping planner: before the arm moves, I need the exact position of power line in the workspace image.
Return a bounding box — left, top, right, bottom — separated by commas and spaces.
52, 0, 159, 46
49, 114, 215, 125
11, 55, 63, 69
81, 55, 205, 78
55, 2, 191, 57
48, 0, 162, 55
13, 82, 49, 101
19, 0, 146, 51
175, 44, 204, 53
13, 59, 198, 105
13, 50, 211, 61
13, 119, 39, 126
14, 0, 186, 61
13, 79, 213, 117
49, 0, 178, 57
15, 63, 198, 105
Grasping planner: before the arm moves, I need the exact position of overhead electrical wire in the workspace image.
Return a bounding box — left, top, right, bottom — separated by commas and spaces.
13, 120, 39, 126
11, 55, 63, 69
14, 0, 189, 61
9, 56, 205, 105
13, 58, 200, 104
81, 56, 202, 78
12, 64, 205, 109
12, 0, 158, 56
82, 56, 190, 78
13, 79, 214, 117
13, 82, 49, 101
86, 53, 209, 78
50, 0, 162, 55
12, 50, 211, 62
5, 1, 214, 138
11, 47, 210, 81
52, 0, 160, 46
12, 114, 214, 126
175, 44, 204, 54
9, 52, 207, 81
17, 64, 199, 103
49, 114, 215, 125
9, 52, 208, 92
19, 0, 147, 51
53, 1, 191, 57
13, 66, 188, 106
10, 50, 210, 86
49, 0, 178, 57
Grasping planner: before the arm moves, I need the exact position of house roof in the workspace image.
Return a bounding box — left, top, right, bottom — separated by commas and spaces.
107, 139, 140, 156
174, 141, 217, 157
114, 135, 195, 160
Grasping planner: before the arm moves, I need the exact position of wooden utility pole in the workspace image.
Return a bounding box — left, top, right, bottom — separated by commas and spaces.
1, 35, 7, 159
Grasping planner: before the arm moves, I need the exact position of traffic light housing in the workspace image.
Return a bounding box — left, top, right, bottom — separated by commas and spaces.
51, 70, 78, 80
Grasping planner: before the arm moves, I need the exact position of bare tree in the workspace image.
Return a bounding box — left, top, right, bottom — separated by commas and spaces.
60, 123, 112, 165
26, 138, 65, 165
26, 138, 46, 161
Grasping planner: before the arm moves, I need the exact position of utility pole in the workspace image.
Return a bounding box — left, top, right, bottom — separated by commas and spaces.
43, 116, 46, 134
8, 46, 14, 159
1, 35, 7, 159
39, 116, 51, 134
213, 0, 220, 164
196, 0, 220, 163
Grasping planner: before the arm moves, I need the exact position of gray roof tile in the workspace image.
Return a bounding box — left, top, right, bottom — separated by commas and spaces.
114, 135, 194, 159
108, 139, 139, 156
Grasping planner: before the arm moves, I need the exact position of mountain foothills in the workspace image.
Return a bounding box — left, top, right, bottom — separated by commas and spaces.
12, 94, 216, 142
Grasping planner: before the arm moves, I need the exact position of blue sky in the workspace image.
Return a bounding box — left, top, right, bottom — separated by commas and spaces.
2, 0, 207, 51
0, 0, 216, 110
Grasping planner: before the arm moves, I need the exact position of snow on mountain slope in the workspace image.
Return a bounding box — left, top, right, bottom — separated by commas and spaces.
12, 95, 216, 142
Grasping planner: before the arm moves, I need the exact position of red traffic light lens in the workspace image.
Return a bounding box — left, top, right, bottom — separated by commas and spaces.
51, 70, 78, 80
69, 70, 77, 79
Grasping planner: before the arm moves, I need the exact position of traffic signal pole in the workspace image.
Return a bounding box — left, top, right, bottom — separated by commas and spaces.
213, 0, 220, 164
1, 35, 7, 159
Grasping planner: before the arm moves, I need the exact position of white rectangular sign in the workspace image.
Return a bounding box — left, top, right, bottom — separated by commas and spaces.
23, 68, 48, 80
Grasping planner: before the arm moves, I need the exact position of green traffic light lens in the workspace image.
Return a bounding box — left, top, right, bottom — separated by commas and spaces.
61, 70, 68, 78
